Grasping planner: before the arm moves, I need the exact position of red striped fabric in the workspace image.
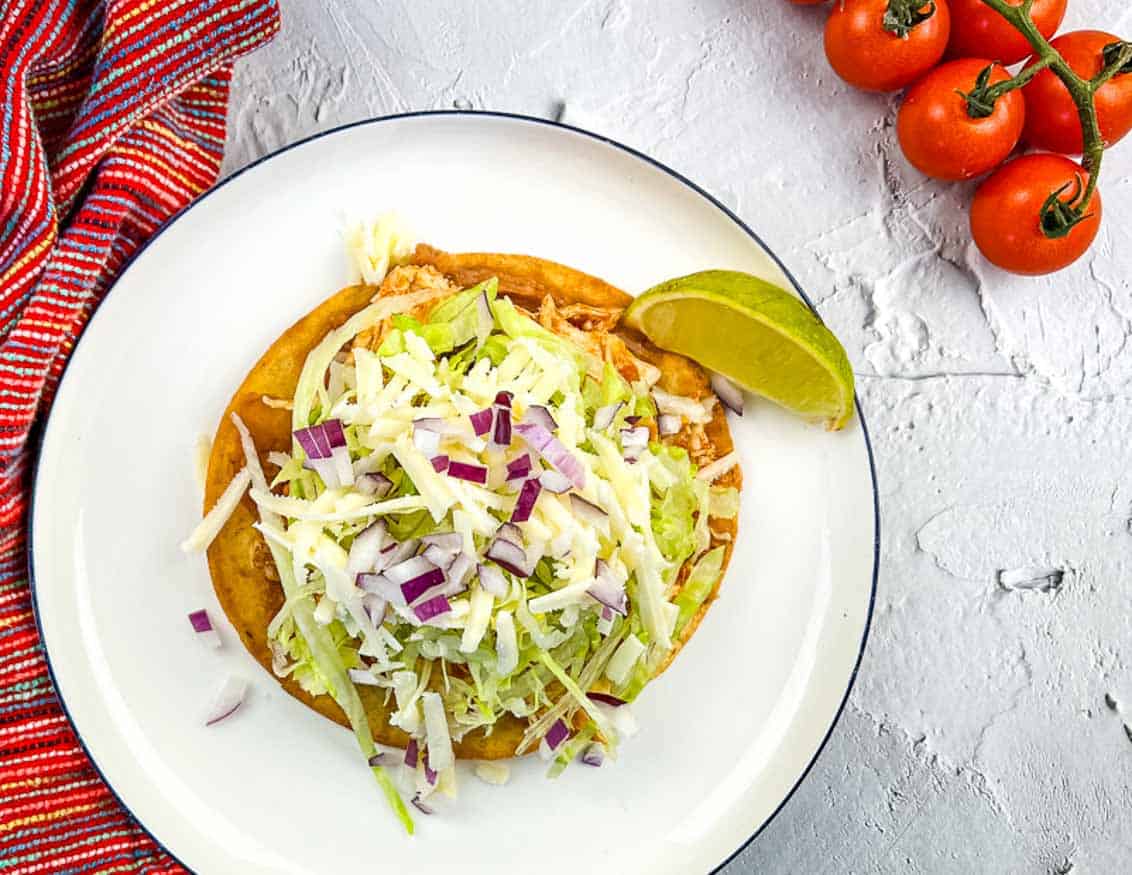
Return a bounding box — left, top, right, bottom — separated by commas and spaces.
0, 1, 279, 871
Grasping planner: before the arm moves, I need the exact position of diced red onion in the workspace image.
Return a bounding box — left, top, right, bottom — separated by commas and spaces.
414, 417, 449, 434
496, 522, 523, 544
188, 609, 221, 650
295, 422, 349, 486
446, 461, 488, 484
411, 795, 434, 815
586, 691, 626, 707
596, 606, 614, 636
598, 701, 640, 740
510, 477, 542, 523
385, 555, 436, 586
367, 752, 386, 767
422, 532, 463, 551
399, 565, 446, 604
491, 405, 512, 448
621, 426, 649, 451
447, 554, 476, 590
362, 593, 387, 625
522, 405, 558, 432
293, 420, 344, 460
304, 456, 341, 488
581, 743, 605, 767
204, 675, 248, 727
477, 563, 509, 597
570, 494, 609, 529
494, 391, 514, 409
545, 718, 571, 751
587, 558, 627, 616
624, 415, 641, 426
356, 471, 393, 497
405, 738, 419, 767
710, 372, 744, 415
423, 543, 459, 569
430, 455, 449, 472
505, 454, 532, 481
485, 539, 530, 578
592, 402, 623, 431
293, 427, 324, 459
385, 538, 419, 566
470, 408, 494, 436
538, 469, 571, 493
515, 423, 585, 489
657, 414, 681, 436
347, 520, 388, 576
348, 668, 381, 686
357, 572, 399, 603
323, 419, 347, 448
424, 752, 438, 785
330, 444, 354, 489
413, 595, 452, 623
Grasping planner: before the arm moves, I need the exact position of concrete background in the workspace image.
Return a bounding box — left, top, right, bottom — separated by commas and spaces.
223, 2, 1132, 871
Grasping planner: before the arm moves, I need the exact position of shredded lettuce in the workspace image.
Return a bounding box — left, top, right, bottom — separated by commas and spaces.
648, 444, 706, 568
428, 278, 498, 323
674, 546, 726, 636
392, 314, 454, 354
582, 362, 631, 413
710, 486, 740, 519
477, 334, 510, 366
491, 296, 587, 380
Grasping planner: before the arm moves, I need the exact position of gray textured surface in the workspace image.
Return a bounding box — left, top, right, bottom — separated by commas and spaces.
223, 2, 1132, 871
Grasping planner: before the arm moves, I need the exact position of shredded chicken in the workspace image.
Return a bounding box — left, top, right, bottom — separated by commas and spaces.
260, 395, 293, 410
536, 295, 645, 382
249, 535, 280, 582
353, 265, 459, 352
556, 301, 622, 332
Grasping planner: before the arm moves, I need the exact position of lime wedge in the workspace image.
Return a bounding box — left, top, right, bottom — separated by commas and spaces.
623, 270, 855, 429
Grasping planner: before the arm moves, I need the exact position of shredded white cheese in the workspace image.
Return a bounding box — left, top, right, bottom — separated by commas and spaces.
181, 467, 251, 552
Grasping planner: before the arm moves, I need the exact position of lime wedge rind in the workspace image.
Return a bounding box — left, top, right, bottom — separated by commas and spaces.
623, 270, 855, 430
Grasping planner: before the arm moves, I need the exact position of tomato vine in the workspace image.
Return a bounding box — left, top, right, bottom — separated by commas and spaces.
980, 0, 1132, 235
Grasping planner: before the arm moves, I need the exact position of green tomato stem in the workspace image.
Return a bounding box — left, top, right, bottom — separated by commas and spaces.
1094, 42, 1132, 91
883, 0, 937, 38
961, 55, 1053, 118
979, 0, 1105, 213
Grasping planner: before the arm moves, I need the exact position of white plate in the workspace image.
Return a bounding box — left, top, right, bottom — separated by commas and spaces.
31, 112, 877, 875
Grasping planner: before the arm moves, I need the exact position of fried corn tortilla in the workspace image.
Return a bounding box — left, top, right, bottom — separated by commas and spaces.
205, 246, 741, 759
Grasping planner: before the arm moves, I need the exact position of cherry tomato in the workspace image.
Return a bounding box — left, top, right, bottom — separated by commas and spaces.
897, 59, 1024, 180
970, 154, 1101, 275
824, 0, 951, 92
1022, 31, 1132, 155
947, 0, 1066, 64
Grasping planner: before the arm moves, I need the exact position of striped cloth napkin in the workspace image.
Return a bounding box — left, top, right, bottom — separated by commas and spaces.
0, 1, 279, 871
